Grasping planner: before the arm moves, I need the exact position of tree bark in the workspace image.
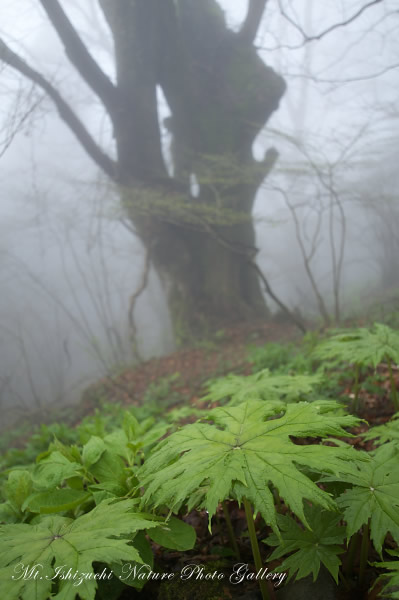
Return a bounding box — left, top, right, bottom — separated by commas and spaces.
100, 0, 286, 343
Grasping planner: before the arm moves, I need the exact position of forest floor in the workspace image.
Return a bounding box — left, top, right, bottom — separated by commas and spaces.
77, 318, 397, 600
79, 317, 394, 434
3, 318, 398, 599
79, 320, 300, 423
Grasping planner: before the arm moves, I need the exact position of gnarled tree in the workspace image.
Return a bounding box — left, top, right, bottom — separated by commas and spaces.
0, 0, 286, 343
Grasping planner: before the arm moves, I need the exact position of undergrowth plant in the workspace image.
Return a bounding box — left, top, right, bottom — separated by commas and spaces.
313, 323, 399, 412
0, 499, 161, 600
264, 503, 347, 583
137, 400, 363, 600
373, 550, 399, 599
2, 325, 399, 600
363, 411, 399, 445
248, 341, 314, 374
0, 408, 196, 600
202, 369, 323, 405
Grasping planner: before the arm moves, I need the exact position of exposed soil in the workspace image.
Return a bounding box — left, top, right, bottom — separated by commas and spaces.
79, 320, 300, 420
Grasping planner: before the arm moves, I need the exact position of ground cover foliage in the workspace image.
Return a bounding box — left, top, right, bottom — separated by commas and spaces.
1, 323, 399, 599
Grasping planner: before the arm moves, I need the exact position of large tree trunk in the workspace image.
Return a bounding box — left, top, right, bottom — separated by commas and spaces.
100, 0, 286, 343
150, 219, 269, 342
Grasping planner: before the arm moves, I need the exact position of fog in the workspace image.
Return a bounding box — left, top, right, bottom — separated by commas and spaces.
0, 0, 398, 426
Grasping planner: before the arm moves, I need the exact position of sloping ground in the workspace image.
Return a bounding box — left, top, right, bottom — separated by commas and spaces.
79, 321, 300, 418
0, 320, 301, 451
2, 320, 399, 599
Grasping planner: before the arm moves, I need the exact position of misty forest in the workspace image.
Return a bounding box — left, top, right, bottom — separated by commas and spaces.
1, 1, 399, 599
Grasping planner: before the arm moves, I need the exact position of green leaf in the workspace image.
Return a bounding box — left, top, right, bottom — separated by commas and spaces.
363, 413, 399, 446
82, 436, 106, 468
88, 481, 128, 499
64, 475, 84, 491
264, 504, 346, 583
203, 370, 322, 405
372, 549, 399, 599
337, 443, 399, 554
48, 439, 82, 465
123, 412, 140, 441
138, 422, 170, 450
89, 449, 127, 487
139, 400, 364, 535
22, 489, 91, 514
32, 452, 82, 489
103, 429, 130, 461
110, 531, 154, 591
313, 323, 399, 368
5, 470, 32, 513
0, 503, 19, 524
166, 406, 205, 423
103, 418, 170, 466
0, 499, 160, 600
149, 516, 196, 551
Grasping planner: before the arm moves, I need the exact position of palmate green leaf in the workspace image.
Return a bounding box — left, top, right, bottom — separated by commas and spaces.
363, 413, 399, 445
372, 549, 399, 599
264, 504, 346, 583
138, 400, 364, 535
165, 405, 205, 423
336, 443, 399, 554
203, 369, 322, 405
313, 323, 399, 368
0, 499, 161, 600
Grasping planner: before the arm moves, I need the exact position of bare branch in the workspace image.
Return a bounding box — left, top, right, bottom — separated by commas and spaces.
275, 186, 330, 324
39, 0, 119, 118
0, 38, 117, 179
277, 0, 384, 46
276, 62, 399, 89
0, 86, 43, 159
239, 0, 268, 44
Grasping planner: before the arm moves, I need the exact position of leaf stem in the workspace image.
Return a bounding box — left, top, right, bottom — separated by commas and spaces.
358, 520, 370, 587
386, 356, 399, 411
353, 363, 360, 412
243, 497, 271, 600
338, 569, 350, 590
222, 501, 240, 560
343, 532, 359, 577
